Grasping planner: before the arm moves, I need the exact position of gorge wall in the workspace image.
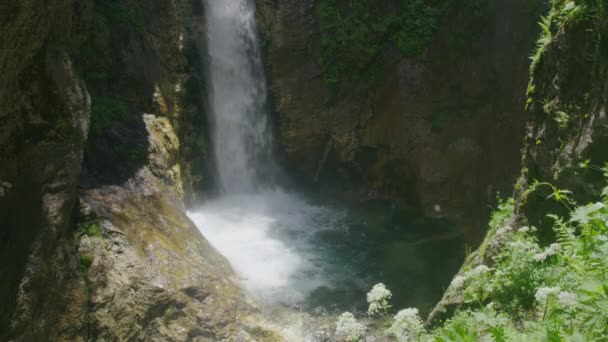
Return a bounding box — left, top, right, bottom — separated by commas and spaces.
0, 0, 91, 337
4, 0, 604, 340
257, 0, 545, 239
0, 0, 254, 340
430, 0, 608, 323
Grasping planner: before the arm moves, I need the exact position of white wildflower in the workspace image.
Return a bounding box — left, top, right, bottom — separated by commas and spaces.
533, 243, 560, 262
547, 243, 560, 255
557, 291, 577, 307
367, 283, 392, 314
367, 283, 392, 303
496, 226, 513, 236
535, 287, 561, 303
508, 240, 534, 250
368, 301, 382, 315
468, 265, 491, 277
518, 226, 538, 233
450, 275, 467, 290
387, 308, 425, 342
335, 312, 367, 342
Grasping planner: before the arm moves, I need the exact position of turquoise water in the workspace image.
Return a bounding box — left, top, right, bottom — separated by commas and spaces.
190, 191, 465, 316
283, 199, 466, 315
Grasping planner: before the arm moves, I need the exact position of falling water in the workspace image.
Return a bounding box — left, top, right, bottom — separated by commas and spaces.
192, 0, 334, 305
204, 0, 273, 193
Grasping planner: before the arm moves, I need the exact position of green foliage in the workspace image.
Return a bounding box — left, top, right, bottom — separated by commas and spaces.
489, 197, 514, 231
163, 305, 177, 321
95, 0, 145, 34
247, 326, 283, 342
530, 15, 553, 74
315, 0, 452, 93
527, 0, 603, 106
79, 214, 103, 238
89, 96, 131, 137
82, 222, 102, 237
80, 254, 94, 270
393, 0, 445, 56
435, 177, 608, 340
339, 173, 608, 340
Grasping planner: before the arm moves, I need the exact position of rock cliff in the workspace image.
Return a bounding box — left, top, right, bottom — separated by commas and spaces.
0, 0, 254, 340
428, 0, 608, 323
257, 0, 545, 239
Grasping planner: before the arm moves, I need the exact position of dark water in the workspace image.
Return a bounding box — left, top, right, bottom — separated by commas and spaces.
190, 191, 465, 316
276, 198, 466, 316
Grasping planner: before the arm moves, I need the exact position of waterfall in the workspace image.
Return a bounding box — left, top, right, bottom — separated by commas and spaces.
204, 0, 273, 193
191, 1, 463, 314
193, 0, 334, 305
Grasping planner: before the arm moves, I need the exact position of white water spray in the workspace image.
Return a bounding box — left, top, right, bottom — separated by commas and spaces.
190, 0, 339, 306
205, 0, 272, 193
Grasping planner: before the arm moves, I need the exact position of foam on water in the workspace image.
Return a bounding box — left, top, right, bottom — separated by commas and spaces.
189, 190, 343, 305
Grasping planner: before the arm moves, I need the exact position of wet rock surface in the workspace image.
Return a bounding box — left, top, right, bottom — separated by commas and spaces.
257, 0, 542, 240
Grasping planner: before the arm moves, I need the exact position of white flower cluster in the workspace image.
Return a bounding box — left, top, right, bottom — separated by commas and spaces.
533, 243, 560, 262
535, 287, 577, 307
518, 226, 537, 234
535, 287, 561, 302
367, 283, 392, 314
557, 291, 577, 307
508, 240, 539, 251
335, 312, 367, 342
387, 308, 425, 342
450, 275, 467, 290
468, 265, 491, 277
0, 180, 11, 197
495, 226, 513, 236
450, 265, 491, 291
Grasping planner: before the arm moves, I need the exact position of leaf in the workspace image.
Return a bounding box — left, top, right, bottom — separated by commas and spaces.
570, 202, 605, 224
602, 186, 608, 198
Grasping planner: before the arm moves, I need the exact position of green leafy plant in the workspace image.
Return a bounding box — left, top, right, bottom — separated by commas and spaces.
314, 0, 452, 94
80, 254, 94, 270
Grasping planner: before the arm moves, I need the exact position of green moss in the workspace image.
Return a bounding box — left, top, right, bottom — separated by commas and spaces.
89, 96, 131, 137
79, 254, 94, 270
83, 222, 102, 237
163, 305, 177, 321
95, 0, 145, 34
314, 0, 452, 94
248, 326, 283, 342
78, 214, 103, 237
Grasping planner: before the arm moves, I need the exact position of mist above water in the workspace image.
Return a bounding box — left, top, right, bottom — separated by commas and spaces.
191, 0, 340, 306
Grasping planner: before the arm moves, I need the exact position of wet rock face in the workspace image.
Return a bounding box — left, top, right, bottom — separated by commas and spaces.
77, 0, 211, 204
1, 0, 254, 340
429, 3, 608, 326
0, 0, 91, 337
257, 0, 542, 239
516, 4, 608, 233
76, 170, 248, 341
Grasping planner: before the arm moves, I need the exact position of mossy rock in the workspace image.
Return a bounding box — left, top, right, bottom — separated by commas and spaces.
248, 326, 284, 342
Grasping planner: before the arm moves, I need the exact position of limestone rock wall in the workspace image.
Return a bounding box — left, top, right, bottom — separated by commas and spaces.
428, 2, 608, 324
257, 0, 544, 239
0, 0, 91, 337
0, 0, 254, 340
